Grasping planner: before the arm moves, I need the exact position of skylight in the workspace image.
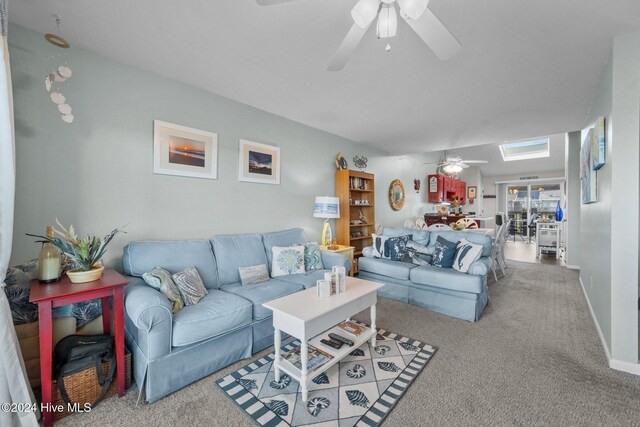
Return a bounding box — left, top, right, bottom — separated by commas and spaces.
499, 138, 550, 162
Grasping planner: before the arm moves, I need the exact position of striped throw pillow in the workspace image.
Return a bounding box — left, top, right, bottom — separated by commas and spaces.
142, 267, 184, 313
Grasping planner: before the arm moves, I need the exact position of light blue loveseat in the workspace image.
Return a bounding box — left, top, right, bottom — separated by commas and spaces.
358, 227, 492, 322
121, 228, 351, 403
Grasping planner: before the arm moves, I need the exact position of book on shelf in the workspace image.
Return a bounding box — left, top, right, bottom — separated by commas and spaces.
349, 177, 368, 191
283, 344, 333, 371
338, 321, 367, 336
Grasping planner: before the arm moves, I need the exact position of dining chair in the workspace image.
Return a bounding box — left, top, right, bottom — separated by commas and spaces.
456, 218, 478, 229
415, 218, 427, 230
404, 219, 417, 229
491, 223, 507, 281
427, 223, 450, 231
374, 220, 384, 235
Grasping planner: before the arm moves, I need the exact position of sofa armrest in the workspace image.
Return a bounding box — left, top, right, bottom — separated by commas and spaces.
320, 252, 352, 275
124, 277, 173, 361
467, 258, 489, 276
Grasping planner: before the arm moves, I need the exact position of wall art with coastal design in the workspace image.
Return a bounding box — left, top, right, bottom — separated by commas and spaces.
153, 120, 218, 179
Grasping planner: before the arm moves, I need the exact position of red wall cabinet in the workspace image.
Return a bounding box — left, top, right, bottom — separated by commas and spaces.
427, 174, 466, 205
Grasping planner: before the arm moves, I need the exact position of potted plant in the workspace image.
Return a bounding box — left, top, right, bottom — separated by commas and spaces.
28, 219, 125, 283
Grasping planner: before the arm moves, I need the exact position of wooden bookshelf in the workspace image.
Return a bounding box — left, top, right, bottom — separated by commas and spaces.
336, 170, 375, 273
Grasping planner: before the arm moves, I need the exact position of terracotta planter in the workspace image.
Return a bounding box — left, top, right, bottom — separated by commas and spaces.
66, 265, 105, 283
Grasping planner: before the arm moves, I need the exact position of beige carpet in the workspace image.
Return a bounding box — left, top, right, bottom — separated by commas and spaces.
57, 261, 640, 426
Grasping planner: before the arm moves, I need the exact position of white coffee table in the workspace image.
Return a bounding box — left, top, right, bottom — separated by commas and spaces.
262, 276, 383, 402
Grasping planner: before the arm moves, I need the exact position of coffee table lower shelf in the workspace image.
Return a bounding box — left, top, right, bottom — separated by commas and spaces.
274, 324, 376, 402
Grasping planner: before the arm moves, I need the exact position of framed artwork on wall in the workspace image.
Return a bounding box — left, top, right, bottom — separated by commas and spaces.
591, 116, 606, 170
468, 186, 477, 199
580, 129, 597, 204
153, 120, 218, 179
239, 139, 281, 184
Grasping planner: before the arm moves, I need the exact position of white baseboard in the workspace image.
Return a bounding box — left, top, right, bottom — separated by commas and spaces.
579, 276, 640, 376
566, 265, 580, 270
610, 358, 640, 375
579, 276, 612, 362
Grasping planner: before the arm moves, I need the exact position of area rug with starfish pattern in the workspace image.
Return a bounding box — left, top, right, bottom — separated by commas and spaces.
216, 326, 437, 426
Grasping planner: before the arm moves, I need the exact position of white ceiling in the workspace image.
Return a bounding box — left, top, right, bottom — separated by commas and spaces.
9, 1, 640, 154
450, 133, 566, 177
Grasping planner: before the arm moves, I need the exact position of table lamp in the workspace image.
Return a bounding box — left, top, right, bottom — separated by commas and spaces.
313, 196, 340, 248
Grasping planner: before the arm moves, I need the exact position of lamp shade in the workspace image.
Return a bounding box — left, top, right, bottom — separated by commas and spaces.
376, 4, 397, 39
313, 196, 340, 219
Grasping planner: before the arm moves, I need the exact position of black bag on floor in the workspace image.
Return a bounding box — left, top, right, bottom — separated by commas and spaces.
53, 334, 116, 408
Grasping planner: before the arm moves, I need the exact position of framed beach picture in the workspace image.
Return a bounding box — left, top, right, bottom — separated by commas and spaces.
580, 129, 597, 204
153, 120, 218, 179
591, 116, 606, 170
239, 139, 280, 184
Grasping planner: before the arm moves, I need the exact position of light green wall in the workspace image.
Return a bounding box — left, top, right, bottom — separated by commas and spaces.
8, 23, 386, 268
581, 28, 640, 364
581, 51, 613, 353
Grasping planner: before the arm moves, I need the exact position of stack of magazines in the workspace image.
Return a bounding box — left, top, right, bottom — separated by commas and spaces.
283, 344, 333, 371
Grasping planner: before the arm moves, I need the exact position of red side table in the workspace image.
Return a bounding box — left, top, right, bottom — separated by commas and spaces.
30, 269, 128, 427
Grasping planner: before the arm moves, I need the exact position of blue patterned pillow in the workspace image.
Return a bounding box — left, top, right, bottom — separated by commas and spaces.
293, 242, 324, 271
384, 235, 412, 261
432, 236, 458, 268
272, 246, 306, 277
143, 267, 184, 312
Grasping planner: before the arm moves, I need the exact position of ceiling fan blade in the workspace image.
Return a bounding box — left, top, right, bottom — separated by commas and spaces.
458, 163, 470, 168
256, 0, 301, 5
461, 160, 488, 164
327, 22, 372, 71
401, 7, 462, 60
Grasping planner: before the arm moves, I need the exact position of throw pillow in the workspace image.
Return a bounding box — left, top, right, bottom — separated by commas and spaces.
142, 267, 184, 313
272, 246, 306, 277
293, 242, 324, 271
406, 240, 434, 256
172, 267, 208, 306
384, 235, 412, 261
238, 264, 270, 286
371, 234, 389, 258
431, 236, 459, 268
453, 238, 484, 273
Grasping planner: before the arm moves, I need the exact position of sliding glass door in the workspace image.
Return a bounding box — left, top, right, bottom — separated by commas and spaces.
505, 181, 563, 240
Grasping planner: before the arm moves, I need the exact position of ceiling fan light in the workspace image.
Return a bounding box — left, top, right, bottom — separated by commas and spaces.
376, 4, 397, 39
443, 164, 462, 174
351, 0, 379, 28
397, 0, 427, 20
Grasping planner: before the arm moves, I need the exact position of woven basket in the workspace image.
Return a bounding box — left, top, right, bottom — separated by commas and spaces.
52, 352, 131, 421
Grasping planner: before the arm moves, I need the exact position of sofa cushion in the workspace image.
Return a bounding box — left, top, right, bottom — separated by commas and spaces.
277, 269, 331, 289
221, 279, 304, 319
271, 246, 306, 277
358, 257, 417, 281
171, 290, 252, 347
172, 267, 208, 306
409, 264, 483, 294
211, 234, 268, 286
452, 239, 483, 273
382, 227, 430, 246
261, 228, 306, 269
123, 240, 220, 289
432, 236, 458, 268
142, 267, 184, 313
428, 230, 492, 257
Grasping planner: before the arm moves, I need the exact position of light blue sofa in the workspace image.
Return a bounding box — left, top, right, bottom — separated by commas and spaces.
121, 228, 351, 403
358, 227, 492, 322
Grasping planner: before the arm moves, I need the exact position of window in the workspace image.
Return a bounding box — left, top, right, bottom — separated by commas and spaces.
499, 138, 550, 161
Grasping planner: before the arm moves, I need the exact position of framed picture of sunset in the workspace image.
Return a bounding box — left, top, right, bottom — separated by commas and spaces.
238, 139, 280, 185
153, 120, 218, 179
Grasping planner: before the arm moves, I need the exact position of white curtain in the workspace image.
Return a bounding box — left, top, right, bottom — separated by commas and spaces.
0, 1, 40, 425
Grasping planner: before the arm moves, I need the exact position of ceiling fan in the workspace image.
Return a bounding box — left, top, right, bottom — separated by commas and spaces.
256, 0, 462, 71
426, 153, 487, 174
